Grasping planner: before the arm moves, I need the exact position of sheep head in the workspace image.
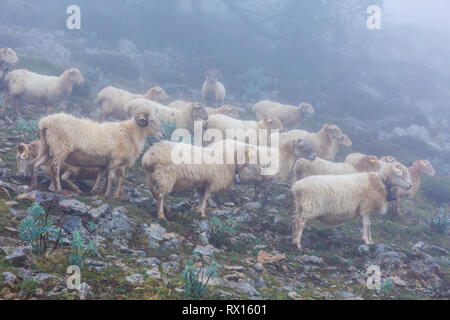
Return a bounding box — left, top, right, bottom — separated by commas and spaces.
191, 102, 209, 121
359, 155, 381, 172
381, 163, 413, 191
204, 69, 221, 83
323, 124, 352, 146
134, 109, 164, 140
291, 139, 316, 161
16, 141, 39, 177
380, 156, 397, 163
298, 102, 315, 116
222, 104, 240, 119
415, 160, 436, 177
262, 115, 283, 131
64, 68, 84, 85
144, 86, 168, 103
0, 48, 19, 69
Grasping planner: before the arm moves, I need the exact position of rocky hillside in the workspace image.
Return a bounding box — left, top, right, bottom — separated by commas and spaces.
0, 24, 449, 300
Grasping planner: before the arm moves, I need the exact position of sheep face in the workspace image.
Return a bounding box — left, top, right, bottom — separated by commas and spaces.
204, 70, 221, 84
263, 116, 284, 131
380, 156, 396, 163
292, 139, 316, 161
134, 110, 164, 140
363, 155, 381, 171
417, 160, 436, 177
16, 143, 34, 177
223, 104, 240, 119
66, 68, 84, 85
0, 48, 19, 69
146, 87, 168, 103
191, 102, 209, 121
386, 164, 413, 191
299, 102, 315, 116
324, 124, 352, 146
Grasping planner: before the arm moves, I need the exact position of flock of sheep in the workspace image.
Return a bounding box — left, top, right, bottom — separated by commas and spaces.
1, 47, 437, 253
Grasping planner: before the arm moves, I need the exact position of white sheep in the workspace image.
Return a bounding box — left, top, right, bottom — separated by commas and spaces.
97, 86, 168, 121
290, 163, 413, 253
16, 140, 105, 194
391, 160, 436, 219
280, 124, 352, 161
206, 114, 283, 144
169, 100, 240, 119
142, 140, 250, 219
202, 70, 225, 107
253, 100, 315, 130
0, 48, 19, 90
4, 68, 84, 115
294, 154, 381, 182
235, 138, 316, 204
125, 99, 208, 133
31, 109, 164, 199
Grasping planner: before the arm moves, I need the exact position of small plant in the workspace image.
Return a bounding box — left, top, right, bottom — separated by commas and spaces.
19, 203, 59, 255
380, 278, 393, 295
162, 121, 177, 141
182, 255, 217, 298
69, 231, 98, 267
86, 221, 97, 233
16, 119, 39, 143
430, 207, 449, 234
206, 215, 237, 248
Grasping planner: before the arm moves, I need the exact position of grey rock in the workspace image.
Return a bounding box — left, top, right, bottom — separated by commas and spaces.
63, 215, 86, 234
97, 207, 135, 246
5, 246, 33, 267
85, 259, 111, 271
254, 263, 264, 272
358, 244, 371, 255
244, 202, 262, 210
193, 245, 217, 257
59, 199, 90, 215
126, 274, 144, 285
161, 261, 181, 277
220, 279, 260, 296
146, 267, 162, 280
78, 282, 91, 300
2, 272, 17, 286
137, 257, 161, 267
275, 194, 287, 201
88, 204, 111, 219
300, 255, 324, 266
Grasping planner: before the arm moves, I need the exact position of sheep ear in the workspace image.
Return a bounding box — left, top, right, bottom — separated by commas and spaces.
17, 143, 27, 154
135, 112, 149, 127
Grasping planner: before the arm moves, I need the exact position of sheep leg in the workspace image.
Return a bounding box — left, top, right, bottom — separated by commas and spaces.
197, 189, 211, 218
50, 160, 63, 193
31, 153, 50, 189
361, 215, 373, 245
156, 193, 167, 220
61, 171, 82, 194
148, 184, 170, 215
262, 184, 271, 207
292, 210, 306, 254
12, 96, 20, 116
104, 168, 117, 199
112, 167, 126, 199
90, 168, 106, 194
367, 218, 374, 244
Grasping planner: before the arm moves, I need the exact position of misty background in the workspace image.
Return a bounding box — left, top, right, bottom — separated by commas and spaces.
0, 0, 449, 175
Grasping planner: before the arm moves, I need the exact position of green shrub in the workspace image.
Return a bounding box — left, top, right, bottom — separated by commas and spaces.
182, 256, 217, 298
206, 216, 237, 248
429, 207, 449, 235
19, 203, 59, 255
69, 231, 98, 267
16, 119, 39, 143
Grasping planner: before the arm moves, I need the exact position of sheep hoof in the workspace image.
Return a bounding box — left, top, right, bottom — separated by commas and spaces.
157, 214, 167, 221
